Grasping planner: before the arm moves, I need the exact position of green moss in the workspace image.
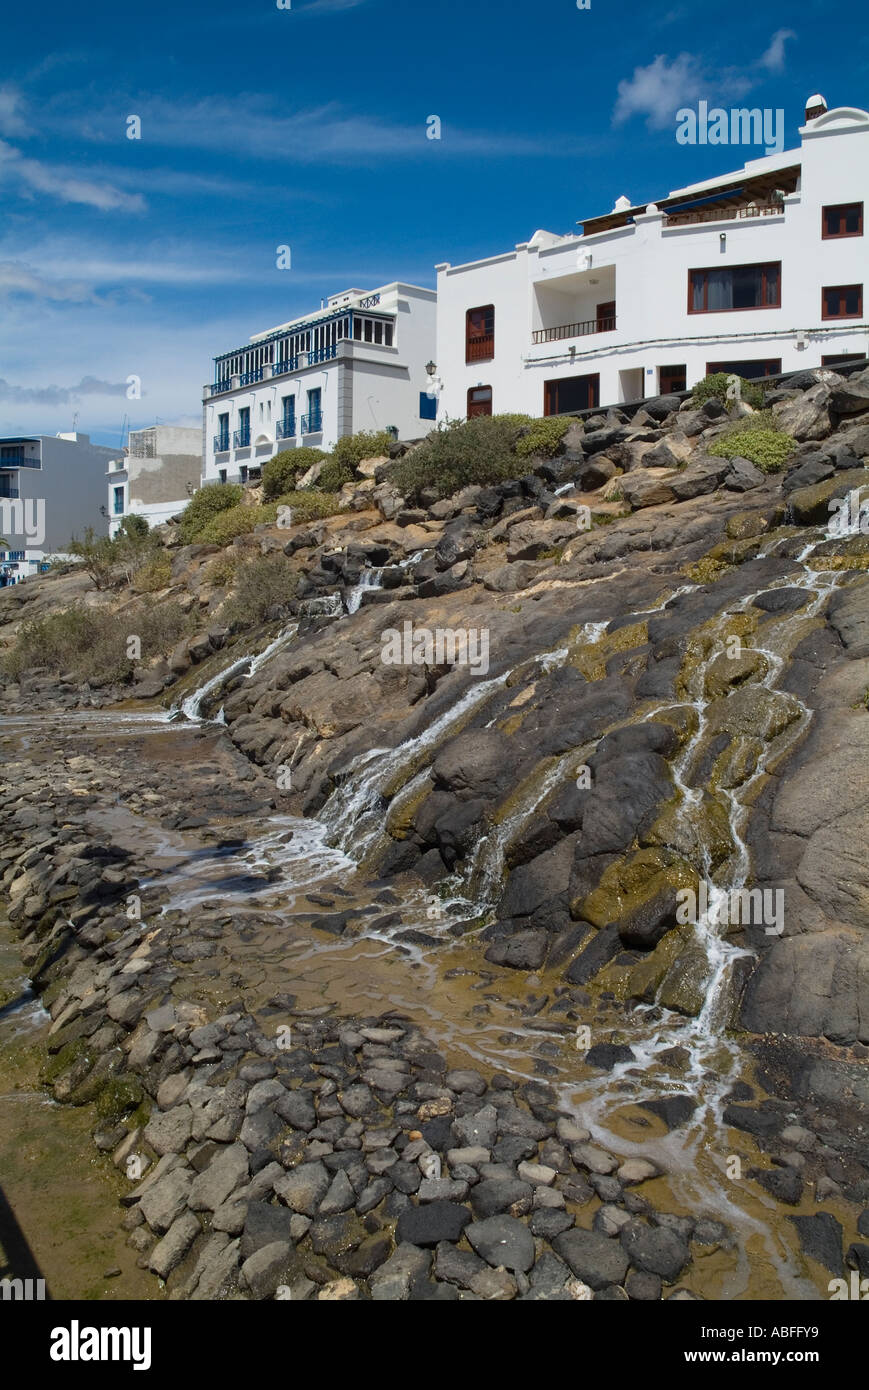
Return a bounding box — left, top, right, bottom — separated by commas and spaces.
95, 1074, 145, 1124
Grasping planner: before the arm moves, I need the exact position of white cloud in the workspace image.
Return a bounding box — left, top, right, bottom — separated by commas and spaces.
0, 260, 101, 303
613, 53, 705, 129
0, 375, 129, 405
0, 138, 145, 211
0, 85, 30, 137
760, 28, 796, 72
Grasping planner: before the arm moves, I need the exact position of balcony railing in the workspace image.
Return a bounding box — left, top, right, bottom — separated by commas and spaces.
664, 200, 784, 228
357, 293, 381, 308
532, 316, 616, 345
213, 435, 230, 454
0, 451, 41, 468
240, 368, 264, 386
276, 419, 296, 440
273, 357, 298, 376
233, 427, 251, 448
0, 486, 20, 499
466, 336, 495, 363
300, 412, 323, 434
308, 344, 337, 365
211, 380, 233, 396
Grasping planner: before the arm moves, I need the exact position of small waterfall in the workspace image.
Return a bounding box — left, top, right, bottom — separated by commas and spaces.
176, 621, 298, 722
299, 593, 343, 620
826, 485, 869, 539
346, 568, 384, 614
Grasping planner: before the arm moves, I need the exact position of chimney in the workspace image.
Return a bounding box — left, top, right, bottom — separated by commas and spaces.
805, 94, 827, 122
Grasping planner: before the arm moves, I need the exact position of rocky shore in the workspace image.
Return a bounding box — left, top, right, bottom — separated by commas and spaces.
1, 364, 869, 1298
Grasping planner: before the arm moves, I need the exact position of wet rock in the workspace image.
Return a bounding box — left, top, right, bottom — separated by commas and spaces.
466, 1215, 535, 1273
395, 1200, 471, 1247
789, 1212, 844, 1275
552, 1228, 630, 1290
620, 1224, 690, 1283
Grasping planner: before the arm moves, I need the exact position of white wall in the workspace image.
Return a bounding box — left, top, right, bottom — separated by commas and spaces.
436, 107, 869, 420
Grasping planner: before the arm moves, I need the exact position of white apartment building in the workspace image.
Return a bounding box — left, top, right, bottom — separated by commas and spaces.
435, 97, 869, 421
202, 282, 437, 485
106, 424, 202, 537
0, 432, 114, 582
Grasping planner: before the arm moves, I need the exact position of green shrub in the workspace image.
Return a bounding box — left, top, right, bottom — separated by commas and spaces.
331, 429, 393, 470
691, 372, 765, 410
515, 417, 570, 458
68, 527, 116, 589
222, 553, 299, 629
388, 416, 525, 501
262, 448, 327, 500
1, 600, 193, 685
118, 514, 149, 539
316, 456, 355, 492
707, 425, 795, 473
132, 553, 171, 592
202, 554, 238, 588
273, 490, 346, 524
178, 483, 243, 542
198, 504, 261, 545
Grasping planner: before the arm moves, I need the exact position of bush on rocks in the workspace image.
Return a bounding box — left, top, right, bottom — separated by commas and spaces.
178, 483, 244, 542
331, 429, 394, 471
1, 601, 193, 685
262, 449, 327, 500
272, 489, 346, 524
708, 417, 796, 473
692, 372, 765, 411
388, 415, 527, 501
222, 553, 299, 628
515, 417, 571, 459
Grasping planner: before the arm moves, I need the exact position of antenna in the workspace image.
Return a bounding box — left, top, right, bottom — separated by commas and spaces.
71, 410, 79, 433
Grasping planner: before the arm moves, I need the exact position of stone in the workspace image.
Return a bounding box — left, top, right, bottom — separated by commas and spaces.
620, 1224, 690, 1283
273, 1162, 330, 1217
466, 1215, 535, 1273
143, 1104, 194, 1157
552, 1228, 630, 1290
148, 1210, 201, 1279
395, 1200, 471, 1247
453, 1105, 498, 1149
369, 1243, 431, 1300
188, 1143, 249, 1212
241, 1241, 293, 1300
470, 1178, 533, 1218
138, 1165, 194, 1235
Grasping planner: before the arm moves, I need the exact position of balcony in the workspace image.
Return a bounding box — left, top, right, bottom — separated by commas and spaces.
233, 427, 251, 448
532, 315, 616, 345
213, 435, 230, 454
272, 357, 298, 377
0, 451, 40, 468
466, 336, 494, 363
308, 344, 337, 365
300, 412, 323, 435
240, 368, 264, 387
210, 380, 233, 397
276, 419, 296, 440
0, 484, 20, 499
664, 200, 784, 228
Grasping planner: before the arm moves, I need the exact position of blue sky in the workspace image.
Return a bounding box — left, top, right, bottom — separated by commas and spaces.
0, 0, 865, 446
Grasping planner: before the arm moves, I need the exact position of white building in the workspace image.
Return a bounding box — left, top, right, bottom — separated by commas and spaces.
106, 425, 202, 538
435, 97, 869, 421
202, 282, 437, 486
0, 432, 114, 582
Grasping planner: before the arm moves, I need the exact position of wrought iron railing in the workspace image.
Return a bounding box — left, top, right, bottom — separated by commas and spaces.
272, 358, 298, 376
276, 419, 296, 440
233, 427, 251, 448
213, 435, 230, 453
300, 412, 323, 434
532, 316, 616, 345
211, 380, 233, 396
240, 368, 264, 386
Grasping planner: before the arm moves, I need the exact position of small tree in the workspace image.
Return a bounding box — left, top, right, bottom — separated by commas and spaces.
69, 527, 116, 590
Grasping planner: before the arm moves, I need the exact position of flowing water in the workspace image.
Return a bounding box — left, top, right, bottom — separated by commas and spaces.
0, 512, 862, 1299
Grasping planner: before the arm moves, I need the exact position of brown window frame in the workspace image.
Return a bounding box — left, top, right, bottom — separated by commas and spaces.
688, 262, 781, 314
705, 358, 781, 378
821, 284, 863, 320
822, 353, 860, 366
821, 202, 863, 239
543, 374, 600, 416
596, 300, 616, 332
466, 305, 495, 363
467, 385, 493, 418
659, 364, 686, 394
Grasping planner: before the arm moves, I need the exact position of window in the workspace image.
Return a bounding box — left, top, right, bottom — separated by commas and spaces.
280, 394, 296, 438
236, 407, 250, 447
112, 486, 124, 515
659, 364, 686, 394
822, 202, 863, 239
420, 391, 438, 421
466, 305, 495, 363
822, 353, 861, 366
544, 374, 600, 415
689, 262, 781, 312
706, 358, 781, 378
304, 388, 322, 433
219, 469, 227, 484
596, 301, 616, 332
374, 321, 383, 344
217, 413, 229, 451
384, 323, 394, 347
467, 386, 492, 417
239, 465, 248, 484
822, 284, 863, 320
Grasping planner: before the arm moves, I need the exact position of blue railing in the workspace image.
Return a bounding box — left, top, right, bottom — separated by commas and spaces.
276, 419, 296, 440
0, 486, 20, 499
213, 435, 230, 453
211, 380, 233, 396
1, 451, 40, 468
272, 357, 298, 376
301, 412, 323, 434
240, 368, 264, 386
308, 344, 338, 365
234, 427, 251, 448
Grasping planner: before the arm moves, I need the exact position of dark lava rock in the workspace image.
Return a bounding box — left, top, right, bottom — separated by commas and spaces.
750, 1166, 804, 1205
620, 1224, 690, 1283
585, 1042, 635, 1070
395, 1200, 471, 1247
789, 1212, 844, 1275
552, 1228, 630, 1290
465, 1215, 535, 1273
